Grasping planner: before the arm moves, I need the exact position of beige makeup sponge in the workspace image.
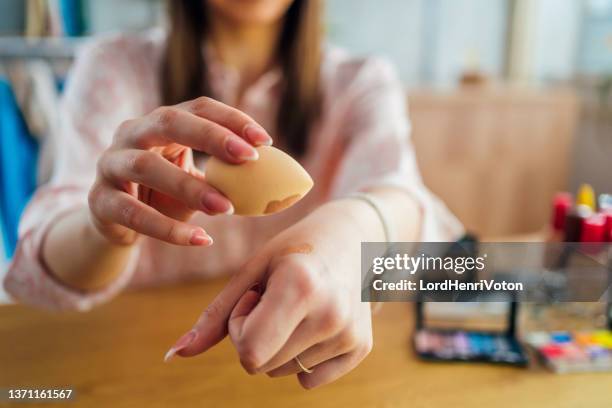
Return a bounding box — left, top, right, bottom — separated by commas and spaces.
205, 146, 314, 216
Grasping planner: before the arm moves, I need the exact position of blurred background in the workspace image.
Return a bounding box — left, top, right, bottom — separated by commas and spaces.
1, 0, 612, 302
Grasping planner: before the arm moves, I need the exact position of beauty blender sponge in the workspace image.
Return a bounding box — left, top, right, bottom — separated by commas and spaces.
205, 146, 314, 216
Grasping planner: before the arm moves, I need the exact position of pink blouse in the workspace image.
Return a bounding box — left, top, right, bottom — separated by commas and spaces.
4, 29, 463, 311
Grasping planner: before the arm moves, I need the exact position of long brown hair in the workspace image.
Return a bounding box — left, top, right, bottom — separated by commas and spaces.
161, 0, 322, 156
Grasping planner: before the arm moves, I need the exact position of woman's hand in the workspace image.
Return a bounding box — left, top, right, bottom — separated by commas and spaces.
229, 249, 373, 389
89, 97, 272, 246
167, 199, 382, 389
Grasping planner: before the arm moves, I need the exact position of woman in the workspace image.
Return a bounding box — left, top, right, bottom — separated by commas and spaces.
4, 0, 461, 388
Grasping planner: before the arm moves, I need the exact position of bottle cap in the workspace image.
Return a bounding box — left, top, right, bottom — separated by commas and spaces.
552, 192, 572, 231
576, 184, 596, 212
581, 214, 606, 243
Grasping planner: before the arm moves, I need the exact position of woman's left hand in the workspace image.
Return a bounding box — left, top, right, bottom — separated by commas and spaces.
167, 200, 377, 389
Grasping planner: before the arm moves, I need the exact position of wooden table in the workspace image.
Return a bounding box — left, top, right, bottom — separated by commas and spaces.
1, 279, 611, 408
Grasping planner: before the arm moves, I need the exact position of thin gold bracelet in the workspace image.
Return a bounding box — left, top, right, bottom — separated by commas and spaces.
346, 192, 392, 242
347, 192, 390, 314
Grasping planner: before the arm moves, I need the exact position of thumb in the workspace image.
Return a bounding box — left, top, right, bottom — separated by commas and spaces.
164, 262, 266, 362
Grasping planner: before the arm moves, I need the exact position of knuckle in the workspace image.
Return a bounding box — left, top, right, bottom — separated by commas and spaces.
190, 96, 213, 113
163, 222, 179, 244
291, 264, 318, 299
197, 121, 216, 141
353, 344, 373, 366
238, 345, 262, 374
120, 203, 141, 229
152, 106, 179, 129
361, 336, 374, 356
337, 327, 359, 351
113, 119, 133, 144
319, 300, 349, 334
96, 150, 112, 177
203, 301, 224, 323
125, 151, 153, 178
224, 110, 247, 127
88, 183, 105, 215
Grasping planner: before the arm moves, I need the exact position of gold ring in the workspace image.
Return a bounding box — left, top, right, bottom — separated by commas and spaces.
294, 356, 313, 374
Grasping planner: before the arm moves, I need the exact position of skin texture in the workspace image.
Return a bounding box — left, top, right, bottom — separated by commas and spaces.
42, 0, 424, 389
168, 189, 421, 389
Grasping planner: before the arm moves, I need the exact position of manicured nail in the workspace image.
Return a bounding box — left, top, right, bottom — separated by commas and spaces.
243, 124, 272, 146
201, 192, 234, 215
164, 330, 197, 363
226, 138, 259, 161
189, 229, 213, 246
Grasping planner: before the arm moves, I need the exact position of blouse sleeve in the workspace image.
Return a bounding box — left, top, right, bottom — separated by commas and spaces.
3, 35, 146, 311
329, 57, 464, 242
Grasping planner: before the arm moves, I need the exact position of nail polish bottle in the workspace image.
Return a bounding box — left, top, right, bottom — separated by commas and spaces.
550, 192, 572, 242
580, 214, 606, 256
564, 205, 593, 242
564, 184, 596, 242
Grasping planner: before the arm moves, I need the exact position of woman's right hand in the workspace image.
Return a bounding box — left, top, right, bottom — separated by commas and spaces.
88, 96, 272, 247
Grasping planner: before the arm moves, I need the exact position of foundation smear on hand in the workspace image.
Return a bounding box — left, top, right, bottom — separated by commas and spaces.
280, 243, 313, 256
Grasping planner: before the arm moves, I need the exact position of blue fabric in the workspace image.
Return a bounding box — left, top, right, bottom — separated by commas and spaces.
58, 0, 85, 37
0, 78, 38, 259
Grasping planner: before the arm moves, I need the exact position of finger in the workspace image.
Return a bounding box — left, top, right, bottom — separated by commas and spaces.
118, 107, 258, 163
101, 149, 233, 215
297, 351, 366, 390
91, 185, 212, 246
228, 284, 262, 341
231, 263, 313, 373
259, 312, 345, 374
175, 253, 270, 358
179, 97, 272, 146
265, 334, 349, 377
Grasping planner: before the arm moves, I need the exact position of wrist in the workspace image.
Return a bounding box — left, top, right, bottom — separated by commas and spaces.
88, 209, 138, 247
334, 197, 386, 242
43, 207, 137, 291
312, 198, 386, 243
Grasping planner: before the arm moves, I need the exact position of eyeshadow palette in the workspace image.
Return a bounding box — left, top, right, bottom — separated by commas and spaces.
413, 290, 528, 366
414, 329, 528, 366
524, 330, 612, 373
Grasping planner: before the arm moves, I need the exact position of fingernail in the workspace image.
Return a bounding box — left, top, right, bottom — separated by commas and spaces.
201, 192, 234, 215
164, 330, 197, 363
243, 124, 272, 146
190, 229, 213, 246
226, 138, 259, 161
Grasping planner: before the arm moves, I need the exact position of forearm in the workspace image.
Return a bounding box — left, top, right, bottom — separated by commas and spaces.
42, 207, 136, 292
